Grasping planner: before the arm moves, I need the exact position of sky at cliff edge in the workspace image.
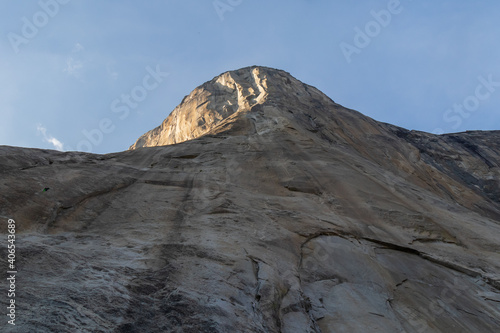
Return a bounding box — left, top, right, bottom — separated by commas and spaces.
1, 0, 499, 154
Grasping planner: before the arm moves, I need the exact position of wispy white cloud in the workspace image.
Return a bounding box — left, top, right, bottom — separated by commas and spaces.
107, 64, 119, 80
63, 57, 83, 78
72, 43, 85, 53
37, 125, 64, 151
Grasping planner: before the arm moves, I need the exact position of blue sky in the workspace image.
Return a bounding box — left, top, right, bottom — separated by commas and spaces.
1, 0, 499, 153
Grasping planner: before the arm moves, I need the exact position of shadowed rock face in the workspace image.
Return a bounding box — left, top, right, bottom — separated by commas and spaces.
1, 66, 500, 332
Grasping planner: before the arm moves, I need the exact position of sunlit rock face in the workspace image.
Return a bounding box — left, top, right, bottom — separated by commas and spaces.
1, 66, 500, 332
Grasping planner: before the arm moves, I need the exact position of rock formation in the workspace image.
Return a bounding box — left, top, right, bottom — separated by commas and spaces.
1, 66, 499, 332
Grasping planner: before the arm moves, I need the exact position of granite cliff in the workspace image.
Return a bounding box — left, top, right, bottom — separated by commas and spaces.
1, 66, 500, 332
